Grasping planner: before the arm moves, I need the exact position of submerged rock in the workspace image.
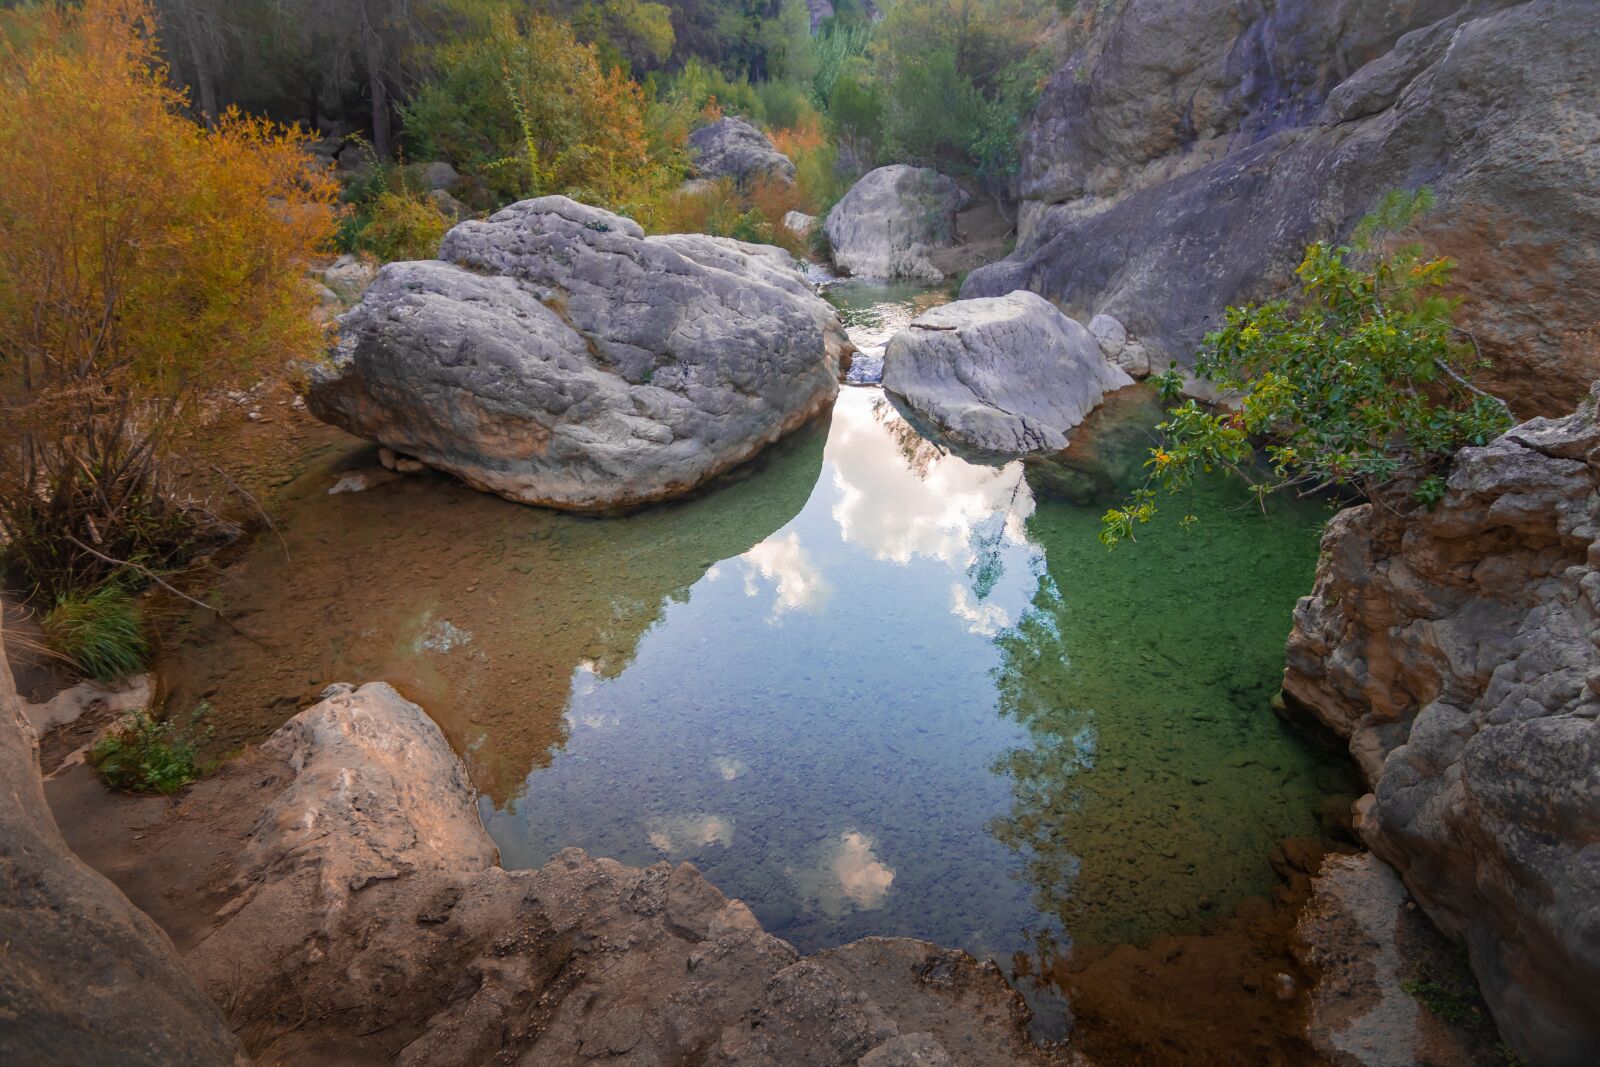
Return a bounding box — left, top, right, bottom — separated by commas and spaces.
307, 196, 849, 511
689, 116, 796, 186
824, 165, 971, 281
1283, 385, 1600, 1066
184, 681, 1064, 1065
882, 290, 1132, 456
967, 0, 1600, 417
0, 622, 240, 1067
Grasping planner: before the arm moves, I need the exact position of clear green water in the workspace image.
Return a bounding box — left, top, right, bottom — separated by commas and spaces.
481, 386, 1346, 962
166, 282, 1352, 1008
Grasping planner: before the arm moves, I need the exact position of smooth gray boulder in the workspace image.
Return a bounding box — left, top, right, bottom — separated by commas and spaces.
1087, 313, 1150, 378
824, 165, 971, 281
882, 290, 1132, 455
966, 0, 1600, 418
183, 681, 1062, 1065
782, 209, 816, 238
308, 196, 850, 511
1284, 384, 1600, 1066
0, 620, 240, 1067
688, 116, 796, 186
421, 160, 461, 191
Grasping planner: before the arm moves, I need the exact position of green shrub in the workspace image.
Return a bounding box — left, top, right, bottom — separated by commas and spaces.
867, 0, 1051, 186
41, 584, 148, 682
755, 79, 813, 132
92, 704, 211, 795
658, 57, 767, 126
402, 13, 667, 214
1101, 189, 1513, 547
350, 190, 448, 263
825, 61, 883, 163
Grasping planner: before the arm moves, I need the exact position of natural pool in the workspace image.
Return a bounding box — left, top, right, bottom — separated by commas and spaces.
161, 281, 1354, 1020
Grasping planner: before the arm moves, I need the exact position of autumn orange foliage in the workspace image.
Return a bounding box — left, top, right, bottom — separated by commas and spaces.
0, 0, 338, 596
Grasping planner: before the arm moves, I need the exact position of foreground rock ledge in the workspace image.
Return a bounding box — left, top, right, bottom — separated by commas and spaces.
883, 291, 1133, 456
183, 681, 1063, 1065
0, 620, 241, 1067
1284, 383, 1600, 1066
308, 196, 850, 512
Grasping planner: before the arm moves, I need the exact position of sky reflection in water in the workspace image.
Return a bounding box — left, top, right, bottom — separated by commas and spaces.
483, 387, 1346, 966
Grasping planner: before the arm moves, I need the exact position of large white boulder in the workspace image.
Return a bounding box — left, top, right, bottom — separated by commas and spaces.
882, 290, 1133, 455
308, 197, 851, 511
823, 165, 970, 281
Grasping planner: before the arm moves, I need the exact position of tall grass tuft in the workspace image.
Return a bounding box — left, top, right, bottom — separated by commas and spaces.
41, 584, 149, 682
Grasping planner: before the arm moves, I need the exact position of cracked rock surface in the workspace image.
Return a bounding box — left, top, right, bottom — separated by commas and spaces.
183, 681, 1065, 1066
966, 0, 1600, 417
308, 196, 849, 512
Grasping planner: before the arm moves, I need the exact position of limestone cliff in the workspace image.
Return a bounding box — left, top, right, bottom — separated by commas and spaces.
967, 0, 1600, 418
1284, 386, 1600, 1066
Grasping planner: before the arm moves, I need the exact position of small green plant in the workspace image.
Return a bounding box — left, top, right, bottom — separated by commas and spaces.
41, 584, 149, 682
92, 704, 212, 795
1101, 189, 1513, 546
1401, 941, 1523, 1065
350, 189, 449, 263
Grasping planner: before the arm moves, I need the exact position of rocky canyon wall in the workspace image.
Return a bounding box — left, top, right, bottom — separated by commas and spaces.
1284, 388, 1600, 1066
966, 0, 1600, 418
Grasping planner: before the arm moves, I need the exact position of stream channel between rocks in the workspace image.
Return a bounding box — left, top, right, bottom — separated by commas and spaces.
157, 275, 1359, 1038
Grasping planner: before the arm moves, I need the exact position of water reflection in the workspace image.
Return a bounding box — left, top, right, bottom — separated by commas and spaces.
738, 532, 831, 617
157, 412, 829, 805
483, 386, 1342, 964
830, 392, 1033, 571
792, 830, 897, 914
647, 813, 735, 856
821, 277, 956, 385
987, 471, 1351, 951
160, 300, 1347, 978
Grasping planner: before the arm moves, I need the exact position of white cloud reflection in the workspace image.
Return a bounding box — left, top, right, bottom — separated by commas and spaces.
827, 391, 1035, 569
739, 531, 831, 618
790, 829, 896, 915
646, 813, 734, 856
949, 584, 1011, 636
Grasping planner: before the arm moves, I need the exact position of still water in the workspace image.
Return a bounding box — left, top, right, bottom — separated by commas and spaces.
164, 281, 1350, 994
481, 386, 1341, 961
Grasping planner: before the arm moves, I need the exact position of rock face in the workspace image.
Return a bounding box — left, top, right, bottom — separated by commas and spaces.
308, 197, 849, 511
688, 116, 796, 185
1283, 386, 1600, 1066
0, 622, 240, 1067
783, 209, 816, 239
883, 291, 1133, 455
824, 165, 972, 281
965, 0, 1600, 417
185, 681, 1062, 1066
